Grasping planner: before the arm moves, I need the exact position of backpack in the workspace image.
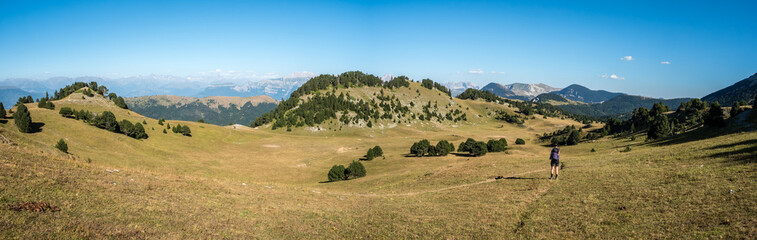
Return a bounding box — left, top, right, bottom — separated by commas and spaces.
550, 148, 559, 160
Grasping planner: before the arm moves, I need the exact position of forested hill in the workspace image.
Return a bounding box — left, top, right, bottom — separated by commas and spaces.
251, 71, 470, 130
126, 95, 277, 126
702, 73, 757, 106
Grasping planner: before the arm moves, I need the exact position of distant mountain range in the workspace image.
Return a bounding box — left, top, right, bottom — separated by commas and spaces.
702, 73, 757, 106
551, 84, 623, 104
480, 83, 561, 101
195, 77, 309, 100
0, 75, 314, 107
444, 82, 479, 97
125, 95, 278, 126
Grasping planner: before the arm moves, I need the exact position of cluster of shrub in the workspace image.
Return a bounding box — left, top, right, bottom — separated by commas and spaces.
409, 138, 512, 157
421, 78, 451, 96
59, 107, 148, 139
327, 161, 366, 182
171, 123, 192, 136
456, 88, 596, 124
365, 146, 384, 160
252, 71, 460, 130
410, 139, 456, 157
494, 110, 524, 124
540, 125, 582, 146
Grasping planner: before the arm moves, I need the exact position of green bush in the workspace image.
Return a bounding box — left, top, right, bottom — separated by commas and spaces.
59, 107, 75, 118
346, 161, 366, 179
94, 111, 119, 132
328, 165, 346, 182
470, 141, 488, 156
515, 138, 526, 145
487, 138, 507, 152
436, 140, 455, 156
458, 138, 478, 153
410, 139, 431, 157
55, 138, 68, 153
366, 146, 383, 160
13, 104, 32, 133
591, 148, 596, 152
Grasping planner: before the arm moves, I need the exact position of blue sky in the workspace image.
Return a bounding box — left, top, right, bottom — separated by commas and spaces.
1, 0, 755, 98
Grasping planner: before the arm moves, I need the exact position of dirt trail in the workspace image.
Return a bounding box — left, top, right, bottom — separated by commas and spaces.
325, 168, 549, 197
319, 152, 624, 198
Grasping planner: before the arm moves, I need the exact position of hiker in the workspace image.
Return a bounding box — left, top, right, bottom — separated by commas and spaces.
550, 144, 560, 180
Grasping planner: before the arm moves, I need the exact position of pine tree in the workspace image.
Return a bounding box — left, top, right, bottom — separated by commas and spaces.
133, 123, 148, 139
13, 104, 32, 133
181, 125, 191, 136
704, 102, 725, 127
566, 130, 581, 145
0, 102, 5, 118
648, 115, 671, 140
55, 138, 68, 153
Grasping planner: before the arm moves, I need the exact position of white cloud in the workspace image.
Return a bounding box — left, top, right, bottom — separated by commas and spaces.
620, 56, 633, 61
601, 74, 625, 80
490, 71, 506, 74
468, 69, 484, 74
660, 61, 671, 64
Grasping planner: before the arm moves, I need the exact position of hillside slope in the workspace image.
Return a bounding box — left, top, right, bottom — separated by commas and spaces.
555, 94, 690, 118
125, 95, 277, 126
702, 73, 757, 106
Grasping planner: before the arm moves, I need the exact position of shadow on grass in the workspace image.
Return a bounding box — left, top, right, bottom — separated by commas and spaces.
503, 176, 543, 180
450, 152, 475, 157
707, 139, 757, 164
30, 122, 45, 133
646, 127, 728, 147
0, 119, 7, 124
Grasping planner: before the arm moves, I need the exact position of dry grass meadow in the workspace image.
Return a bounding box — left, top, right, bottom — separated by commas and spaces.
0, 90, 755, 239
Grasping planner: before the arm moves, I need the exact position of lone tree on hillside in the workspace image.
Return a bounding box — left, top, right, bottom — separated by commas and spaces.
13, 104, 32, 133
704, 102, 726, 127
0, 102, 6, 118
327, 165, 347, 182
55, 138, 68, 153
515, 138, 526, 145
